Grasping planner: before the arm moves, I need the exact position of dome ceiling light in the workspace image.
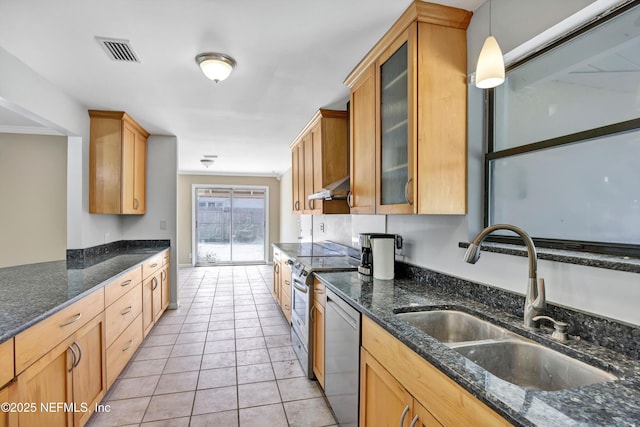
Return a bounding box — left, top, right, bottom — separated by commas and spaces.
195, 53, 237, 83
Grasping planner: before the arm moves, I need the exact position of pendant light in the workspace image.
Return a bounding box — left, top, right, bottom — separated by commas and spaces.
475, 0, 505, 89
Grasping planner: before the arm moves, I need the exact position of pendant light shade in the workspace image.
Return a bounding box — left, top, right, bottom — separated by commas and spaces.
475, 35, 505, 89
475, 0, 505, 89
196, 53, 236, 83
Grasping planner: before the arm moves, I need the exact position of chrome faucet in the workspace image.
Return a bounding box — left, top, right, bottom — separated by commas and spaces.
463, 224, 546, 330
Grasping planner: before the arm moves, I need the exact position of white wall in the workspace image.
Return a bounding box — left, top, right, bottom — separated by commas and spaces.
279, 0, 640, 326
122, 136, 179, 305
0, 45, 122, 249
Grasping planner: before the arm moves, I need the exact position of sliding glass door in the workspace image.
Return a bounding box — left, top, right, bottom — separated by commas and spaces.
194, 186, 267, 265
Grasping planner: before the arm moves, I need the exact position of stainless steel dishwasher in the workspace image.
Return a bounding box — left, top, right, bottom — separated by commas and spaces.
324, 287, 361, 427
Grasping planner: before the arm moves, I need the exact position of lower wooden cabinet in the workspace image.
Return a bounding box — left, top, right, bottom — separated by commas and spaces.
106, 314, 143, 387
142, 270, 163, 337
312, 278, 326, 388
361, 316, 510, 427
0, 381, 17, 427
16, 314, 106, 427
161, 263, 170, 311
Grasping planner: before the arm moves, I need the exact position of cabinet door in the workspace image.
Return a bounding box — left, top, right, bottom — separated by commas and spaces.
411, 399, 443, 427
152, 272, 163, 323
121, 122, 147, 214
291, 146, 299, 213
142, 273, 156, 337
309, 123, 323, 214
71, 316, 105, 427
303, 135, 315, 214
272, 256, 281, 301
350, 65, 377, 214
376, 28, 416, 214
312, 302, 325, 389
360, 348, 413, 427
161, 264, 170, 311
0, 382, 17, 427
17, 339, 73, 427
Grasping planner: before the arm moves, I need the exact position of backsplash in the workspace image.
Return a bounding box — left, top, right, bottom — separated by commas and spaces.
397, 261, 640, 360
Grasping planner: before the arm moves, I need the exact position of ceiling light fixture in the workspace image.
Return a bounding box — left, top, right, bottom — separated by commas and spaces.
201, 158, 214, 168
195, 53, 236, 83
475, 0, 505, 89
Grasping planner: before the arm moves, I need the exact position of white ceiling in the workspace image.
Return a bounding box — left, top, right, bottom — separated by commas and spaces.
0, 0, 485, 176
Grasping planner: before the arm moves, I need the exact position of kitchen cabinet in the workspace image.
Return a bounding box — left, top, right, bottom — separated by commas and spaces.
89, 110, 149, 215
345, 1, 471, 215
361, 316, 510, 427
290, 109, 350, 215
16, 313, 106, 427
141, 250, 170, 337
349, 65, 377, 214
312, 278, 325, 388
0, 381, 17, 427
272, 248, 292, 322
161, 263, 170, 311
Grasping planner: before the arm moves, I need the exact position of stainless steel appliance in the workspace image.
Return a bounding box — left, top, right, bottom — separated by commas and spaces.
290, 255, 359, 379
357, 233, 373, 279
325, 288, 361, 427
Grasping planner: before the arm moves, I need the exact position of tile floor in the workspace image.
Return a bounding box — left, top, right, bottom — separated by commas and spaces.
87, 265, 337, 427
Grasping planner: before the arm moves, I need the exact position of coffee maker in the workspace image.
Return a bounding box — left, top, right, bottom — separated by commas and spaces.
358, 233, 374, 279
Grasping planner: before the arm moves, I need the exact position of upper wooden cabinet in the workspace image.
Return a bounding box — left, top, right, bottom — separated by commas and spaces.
345, 1, 471, 215
290, 109, 350, 215
89, 110, 149, 214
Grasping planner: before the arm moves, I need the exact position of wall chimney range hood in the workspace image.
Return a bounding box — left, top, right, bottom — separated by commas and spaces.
308, 176, 350, 201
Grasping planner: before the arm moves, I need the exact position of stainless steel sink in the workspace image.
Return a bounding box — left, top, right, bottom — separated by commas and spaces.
453, 340, 617, 391
396, 309, 617, 391
396, 310, 515, 343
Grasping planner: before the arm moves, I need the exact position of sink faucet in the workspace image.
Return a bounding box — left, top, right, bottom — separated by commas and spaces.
463, 224, 546, 330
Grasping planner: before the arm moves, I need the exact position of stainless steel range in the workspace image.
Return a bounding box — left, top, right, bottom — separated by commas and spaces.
289, 255, 359, 379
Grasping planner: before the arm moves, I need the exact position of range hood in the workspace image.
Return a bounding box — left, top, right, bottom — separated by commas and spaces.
308, 176, 350, 201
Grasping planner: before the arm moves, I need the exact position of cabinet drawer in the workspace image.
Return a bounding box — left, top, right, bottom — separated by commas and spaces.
162, 249, 170, 266
105, 283, 143, 347
143, 254, 163, 279
15, 288, 104, 374
105, 266, 142, 307
0, 338, 14, 387
106, 313, 143, 388
313, 279, 326, 307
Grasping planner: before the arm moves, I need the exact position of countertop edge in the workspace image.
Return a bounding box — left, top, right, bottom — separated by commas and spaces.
0, 246, 170, 344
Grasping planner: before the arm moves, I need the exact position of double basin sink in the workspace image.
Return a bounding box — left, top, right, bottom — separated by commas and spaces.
396, 309, 617, 391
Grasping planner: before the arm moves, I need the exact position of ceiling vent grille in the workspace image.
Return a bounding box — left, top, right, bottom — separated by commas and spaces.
95, 37, 140, 63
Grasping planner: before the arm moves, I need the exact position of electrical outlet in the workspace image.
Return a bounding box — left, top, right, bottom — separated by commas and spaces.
320, 223, 325, 233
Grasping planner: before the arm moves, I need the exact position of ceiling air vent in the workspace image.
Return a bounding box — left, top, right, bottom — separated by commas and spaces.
95, 37, 140, 63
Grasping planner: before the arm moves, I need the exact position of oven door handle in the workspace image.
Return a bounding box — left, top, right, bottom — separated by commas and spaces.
293, 282, 308, 294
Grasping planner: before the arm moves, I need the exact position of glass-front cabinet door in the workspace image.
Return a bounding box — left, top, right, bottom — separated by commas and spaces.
377, 29, 416, 214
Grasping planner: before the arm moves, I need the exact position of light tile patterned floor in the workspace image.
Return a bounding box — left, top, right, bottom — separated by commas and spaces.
87, 265, 337, 427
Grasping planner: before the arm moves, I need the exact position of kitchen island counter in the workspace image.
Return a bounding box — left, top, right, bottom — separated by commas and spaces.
0, 243, 169, 344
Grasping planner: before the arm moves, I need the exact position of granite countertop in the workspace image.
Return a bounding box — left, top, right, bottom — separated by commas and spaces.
315, 271, 640, 427
0, 245, 169, 344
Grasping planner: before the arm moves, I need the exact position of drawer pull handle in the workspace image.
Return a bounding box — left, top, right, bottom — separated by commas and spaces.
284, 280, 290, 286
399, 405, 410, 427
121, 306, 133, 315
134, 198, 139, 210
60, 313, 82, 328
152, 277, 158, 290
150, 263, 158, 268
121, 279, 132, 287
122, 340, 133, 352
73, 341, 82, 368
68, 344, 78, 372
284, 304, 290, 310
409, 415, 419, 427
314, 289, 324, 294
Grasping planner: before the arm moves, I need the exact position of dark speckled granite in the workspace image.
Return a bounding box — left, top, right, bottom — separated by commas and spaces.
315, 270, 640, 426
0, 243, 169, 344
67, 239, 170, 268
